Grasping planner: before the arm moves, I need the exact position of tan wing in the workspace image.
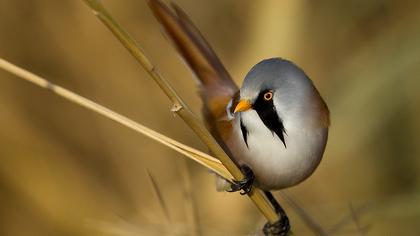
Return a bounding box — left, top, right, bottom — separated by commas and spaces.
148, 0, 239, 152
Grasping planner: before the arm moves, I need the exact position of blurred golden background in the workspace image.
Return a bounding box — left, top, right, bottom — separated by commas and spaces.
1, 0, 420, 235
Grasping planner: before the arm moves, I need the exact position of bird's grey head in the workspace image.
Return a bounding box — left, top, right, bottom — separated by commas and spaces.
240, 58, 313, 101
236, 58, 318, 147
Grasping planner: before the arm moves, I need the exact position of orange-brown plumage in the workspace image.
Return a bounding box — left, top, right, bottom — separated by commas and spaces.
148, 0, 239, 151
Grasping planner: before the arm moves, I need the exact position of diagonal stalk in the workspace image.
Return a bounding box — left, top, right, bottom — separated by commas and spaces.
81, 0, 280, 225
0, 58, 230, 179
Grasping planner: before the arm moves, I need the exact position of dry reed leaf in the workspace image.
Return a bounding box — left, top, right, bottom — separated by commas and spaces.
0, 58, 232, 181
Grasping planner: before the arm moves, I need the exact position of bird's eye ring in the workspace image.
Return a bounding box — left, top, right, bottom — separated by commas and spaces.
263, 91, 273, 101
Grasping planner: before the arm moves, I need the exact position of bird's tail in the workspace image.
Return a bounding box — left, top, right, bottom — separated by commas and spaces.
147, 0, 238, 100
148, 0, 240, 163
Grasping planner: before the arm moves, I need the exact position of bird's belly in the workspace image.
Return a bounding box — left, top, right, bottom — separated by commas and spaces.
232, 114, 327, 190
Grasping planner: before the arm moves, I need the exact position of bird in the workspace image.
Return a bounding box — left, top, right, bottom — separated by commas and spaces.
219, 58, 330, 192
148, 1, 329, 235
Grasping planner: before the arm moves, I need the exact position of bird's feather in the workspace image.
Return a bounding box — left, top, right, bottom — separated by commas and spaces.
148, 0, 238, 154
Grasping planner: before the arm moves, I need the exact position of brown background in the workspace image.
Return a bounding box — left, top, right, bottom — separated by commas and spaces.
0, 0, 419, 235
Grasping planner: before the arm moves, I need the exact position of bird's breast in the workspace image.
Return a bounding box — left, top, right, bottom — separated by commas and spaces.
230, 110, 328, 190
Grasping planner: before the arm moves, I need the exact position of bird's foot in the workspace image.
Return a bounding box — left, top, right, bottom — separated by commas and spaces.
227, 165, 255, 195
263, 213, 290, 236
262, 191, 290, 236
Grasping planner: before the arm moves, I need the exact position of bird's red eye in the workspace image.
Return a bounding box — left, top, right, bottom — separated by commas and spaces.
263, 91, 273, 101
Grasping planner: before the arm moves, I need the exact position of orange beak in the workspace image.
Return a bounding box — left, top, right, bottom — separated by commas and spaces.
233, 99, 252, 113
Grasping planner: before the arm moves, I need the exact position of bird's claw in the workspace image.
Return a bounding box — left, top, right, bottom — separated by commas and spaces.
227, 165, 255, 195
262, 191, 290, 236
263, 213, 290, 236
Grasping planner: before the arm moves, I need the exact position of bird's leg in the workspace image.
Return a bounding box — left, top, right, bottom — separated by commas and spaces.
262, 191, 290, 236
227, 165, 255, 195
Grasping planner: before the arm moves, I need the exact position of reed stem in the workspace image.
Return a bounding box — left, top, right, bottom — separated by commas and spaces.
81, 0, 280, 224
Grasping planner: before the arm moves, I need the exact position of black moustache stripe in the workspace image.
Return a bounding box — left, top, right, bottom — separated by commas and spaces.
253, 92, 287, 148
240, 118, 249, 148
